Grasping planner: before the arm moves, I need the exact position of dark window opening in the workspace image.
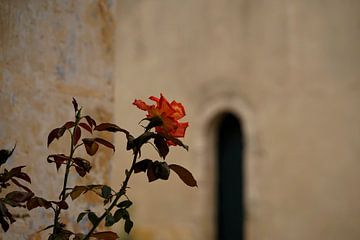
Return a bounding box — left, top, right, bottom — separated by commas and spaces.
216, 113, 245, 240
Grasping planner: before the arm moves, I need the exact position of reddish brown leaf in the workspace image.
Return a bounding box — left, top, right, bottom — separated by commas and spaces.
73, 157, 91, 172
72, 97, 79, 112
53, 200, 68, 210
79, 122, 92, 133
95, 138, 115, 151
82, 138, 99, 156
5, 191, 34, 203
94, 123, 125, 133
154, 135, 169, 159
73, 126, 81, 146
13, 171, 31, 183
47, 154, 70, 170
47, 128, 62, 147
90, 231, 119, 240
75, 166, 86, 177
146, 162, 158, 182
11, 178, 32, 193
63, 121, 75, 129
27, 197, 52, 210
169, 164, 198, 187
85, 115, 97, 128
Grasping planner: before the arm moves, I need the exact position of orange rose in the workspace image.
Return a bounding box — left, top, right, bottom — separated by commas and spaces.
133, 94, 189, 145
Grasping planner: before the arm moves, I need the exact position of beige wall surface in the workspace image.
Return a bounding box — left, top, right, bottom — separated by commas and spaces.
114, 1, 360, 240
1, 0, 116, 239
1, 0, 360, 239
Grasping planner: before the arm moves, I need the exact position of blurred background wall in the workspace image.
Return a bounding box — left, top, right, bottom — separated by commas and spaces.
1, 0, 360, 240
113, 1, 360, 240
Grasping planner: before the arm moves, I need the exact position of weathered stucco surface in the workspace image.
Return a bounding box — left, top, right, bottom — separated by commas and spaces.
0, 0, 115, 239
1, 1, 360, 240
114, 1, 360, 240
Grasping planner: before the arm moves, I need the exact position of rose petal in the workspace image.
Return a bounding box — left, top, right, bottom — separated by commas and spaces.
133, 99, 150, 111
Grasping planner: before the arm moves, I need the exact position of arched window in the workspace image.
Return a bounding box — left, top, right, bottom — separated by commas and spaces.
216, 113, 245, 240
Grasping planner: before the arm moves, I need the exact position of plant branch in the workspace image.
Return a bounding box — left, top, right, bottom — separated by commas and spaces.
83, 150, 139, 240
52, 116, 80, 234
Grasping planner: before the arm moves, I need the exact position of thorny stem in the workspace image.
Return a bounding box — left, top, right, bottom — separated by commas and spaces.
52, 117, 80, 235
83, 149, 139, 240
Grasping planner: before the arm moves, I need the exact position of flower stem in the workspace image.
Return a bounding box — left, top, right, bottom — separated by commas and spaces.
52, 119, 79, 234
83, 150, 139, 240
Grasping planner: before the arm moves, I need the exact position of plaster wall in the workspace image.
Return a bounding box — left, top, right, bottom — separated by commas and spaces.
113, 1, 360, 240
1, 0, 116, 238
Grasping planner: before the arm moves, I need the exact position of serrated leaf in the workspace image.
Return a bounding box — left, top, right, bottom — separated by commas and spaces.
169, 164, 197, 187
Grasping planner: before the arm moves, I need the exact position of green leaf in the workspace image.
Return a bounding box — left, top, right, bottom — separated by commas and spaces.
105, 213, 116, 227
154, 161, 170, 180
117, 200, 132, 209
88, 212, 99, 226
124, 219, 133, 234
113, 208, 128, 222
101, 185, 112, 199
77, 212, 88, 223
0, 145, 16, 166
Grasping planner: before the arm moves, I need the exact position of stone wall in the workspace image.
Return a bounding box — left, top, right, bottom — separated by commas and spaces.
0, 0, 116, 238
114, 1, 360, 240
